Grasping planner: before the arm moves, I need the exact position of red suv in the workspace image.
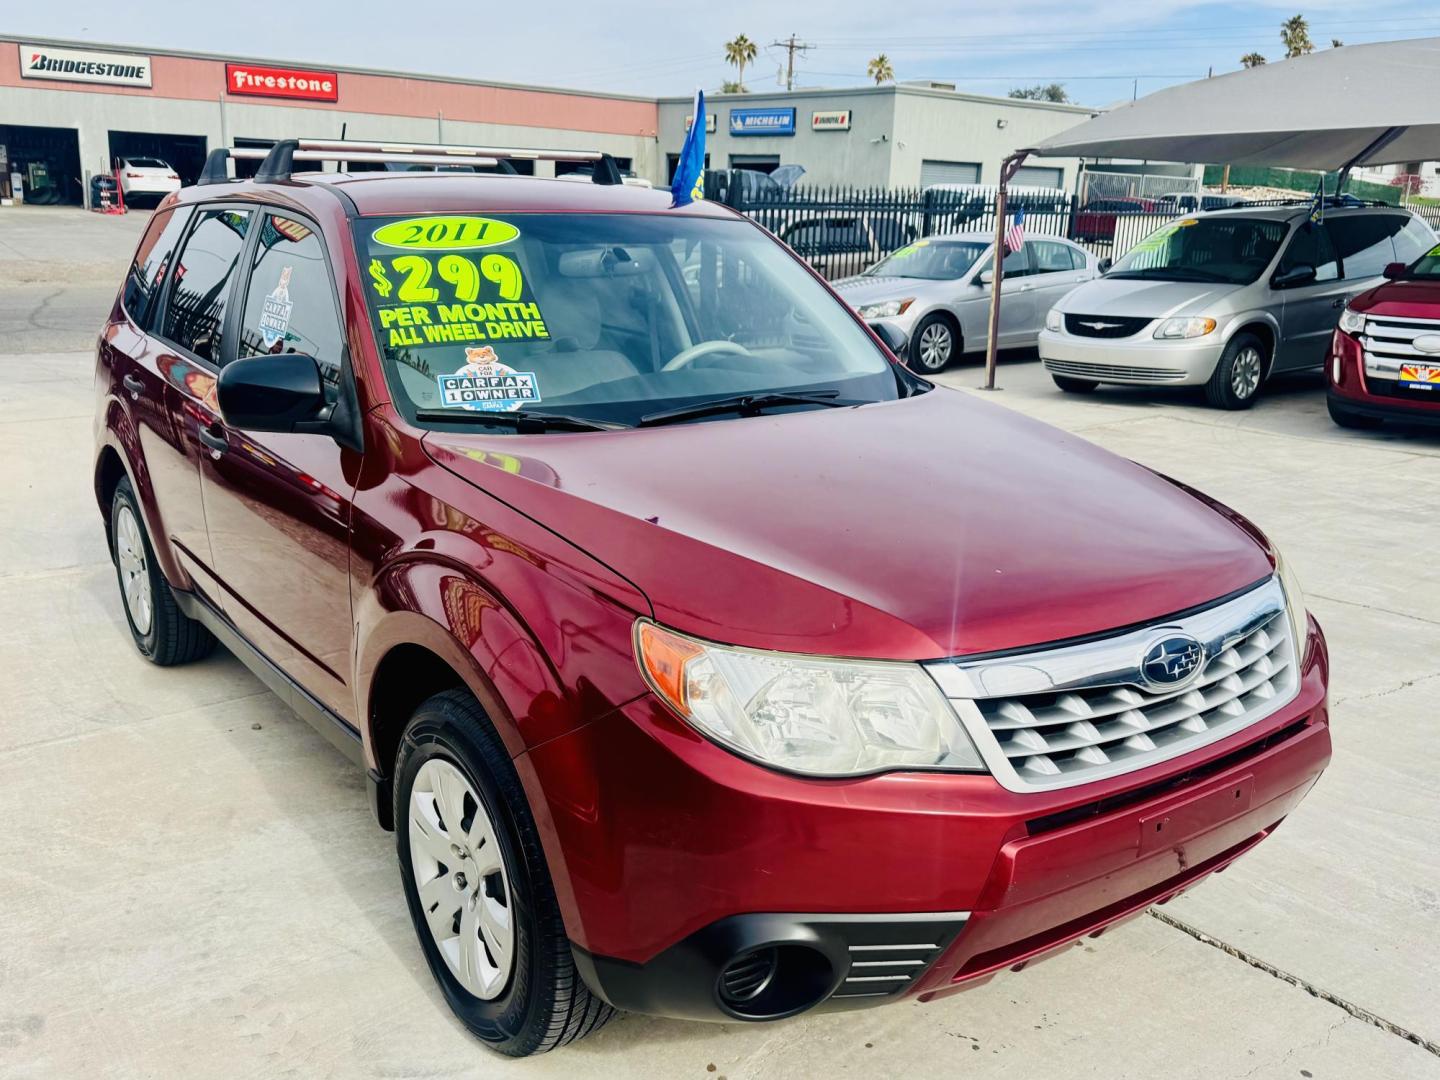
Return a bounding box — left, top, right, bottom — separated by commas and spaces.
1328, 242, 1440, 428
94, 139, 1331, 1057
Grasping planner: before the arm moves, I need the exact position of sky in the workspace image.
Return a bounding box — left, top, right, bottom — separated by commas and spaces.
7, 1, 1440, 105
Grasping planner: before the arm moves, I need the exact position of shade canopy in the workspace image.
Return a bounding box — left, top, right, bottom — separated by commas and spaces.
1031, 37, 1440, 171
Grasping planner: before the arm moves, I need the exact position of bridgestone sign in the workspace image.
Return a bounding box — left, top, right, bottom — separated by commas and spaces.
20, 44, 152, 87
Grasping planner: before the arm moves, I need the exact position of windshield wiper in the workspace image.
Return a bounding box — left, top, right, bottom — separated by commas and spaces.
637, 390, 857, 428
415, 409, 626, 433
1108, 266, 1228, 283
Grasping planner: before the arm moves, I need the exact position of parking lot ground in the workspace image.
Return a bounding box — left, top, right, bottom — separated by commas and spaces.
1, 208, 1438, 1078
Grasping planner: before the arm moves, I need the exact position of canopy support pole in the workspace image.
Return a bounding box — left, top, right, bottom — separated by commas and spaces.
982, 151, 1031, 391
1336, 126, 1406, 193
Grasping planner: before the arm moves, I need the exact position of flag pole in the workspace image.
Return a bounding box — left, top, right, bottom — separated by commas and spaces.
982, 151, 1031, 391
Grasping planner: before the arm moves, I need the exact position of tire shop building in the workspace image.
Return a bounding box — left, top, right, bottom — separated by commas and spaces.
1, 36, 1099, 207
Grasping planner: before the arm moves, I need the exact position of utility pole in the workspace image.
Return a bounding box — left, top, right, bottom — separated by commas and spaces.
769, 34, 812, 91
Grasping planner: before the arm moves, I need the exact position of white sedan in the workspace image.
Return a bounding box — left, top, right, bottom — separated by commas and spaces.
117, 157, 182, 206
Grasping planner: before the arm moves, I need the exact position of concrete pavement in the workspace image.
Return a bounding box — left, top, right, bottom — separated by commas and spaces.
0, 206, 1437, 1078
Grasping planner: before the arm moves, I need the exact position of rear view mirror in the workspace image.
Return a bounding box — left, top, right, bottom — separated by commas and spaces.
1272, 264, 1318, 289
218, 352, 329, 433
868, 321, 908, 356
1382, 261, 1407, 280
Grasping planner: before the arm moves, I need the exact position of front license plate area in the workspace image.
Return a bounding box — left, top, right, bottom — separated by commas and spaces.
1138, 775, 1254, 856
1399, 364, 1440, 391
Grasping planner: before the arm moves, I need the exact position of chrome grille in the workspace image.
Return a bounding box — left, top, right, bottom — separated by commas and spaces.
1064, 314, 1153, 338
1044, 357, 1188, 383
926, 577, 1299, 792
1358, 313, 1440, 380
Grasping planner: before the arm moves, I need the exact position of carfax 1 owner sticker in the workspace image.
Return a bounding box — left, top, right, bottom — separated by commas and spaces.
362, 215, 548, 412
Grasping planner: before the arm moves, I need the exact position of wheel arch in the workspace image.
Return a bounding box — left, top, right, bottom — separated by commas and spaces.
1225, 317, 1279, 379
910, 307, 962, 362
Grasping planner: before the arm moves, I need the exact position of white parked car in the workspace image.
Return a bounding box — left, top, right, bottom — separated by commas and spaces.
117, 157, 181, 205
833, 232, 1099, 372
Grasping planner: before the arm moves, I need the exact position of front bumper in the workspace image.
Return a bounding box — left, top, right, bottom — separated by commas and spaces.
1330, 329, 1440, 423
518, 621, 1330, 1022
1039, 328, 1225, 386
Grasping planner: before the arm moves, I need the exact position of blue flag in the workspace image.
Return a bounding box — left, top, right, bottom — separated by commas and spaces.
1310, 174, 1325, 224
671, 89, 706, 208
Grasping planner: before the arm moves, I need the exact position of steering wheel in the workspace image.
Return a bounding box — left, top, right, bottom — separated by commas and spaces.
662, 339, 754, 372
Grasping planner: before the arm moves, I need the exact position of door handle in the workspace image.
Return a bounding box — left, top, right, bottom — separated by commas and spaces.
122, 374, 145, 399
198, 423, 229, 458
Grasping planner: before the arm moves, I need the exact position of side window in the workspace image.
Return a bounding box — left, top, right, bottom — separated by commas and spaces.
1277, 222, 1339, 283
1394, 216, 1435, 266
122, 206, 192, 329
1030, 241, 1077, 273
237, 213, 344, 398
1327, 215, 1405, 279
976, 244, 1030, 279
162, 208, 252, 364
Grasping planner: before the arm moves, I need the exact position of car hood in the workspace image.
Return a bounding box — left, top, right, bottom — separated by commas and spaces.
1057, 276, 1246, 319
1352, 277, 1440, 314
831, 275, 956, 308
422, 389, 1272, 661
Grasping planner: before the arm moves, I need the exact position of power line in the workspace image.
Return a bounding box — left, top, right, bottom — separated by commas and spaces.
768, 34, 814, 91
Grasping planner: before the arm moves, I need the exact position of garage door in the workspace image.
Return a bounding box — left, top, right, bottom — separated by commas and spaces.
0, 124, 82, 204
1014, 165, 1063, 188
920, 159, 981, 187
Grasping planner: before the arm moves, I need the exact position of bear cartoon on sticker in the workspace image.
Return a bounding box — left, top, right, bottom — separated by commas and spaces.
436, 346, 542, 413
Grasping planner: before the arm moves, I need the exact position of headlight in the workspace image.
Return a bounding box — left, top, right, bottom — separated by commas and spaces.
1338, 307, 1366, 335
1273, 547, 1309, 660
857, 298, 915, 319
1154, 316, 1217, 339
1045, 307, 1062, 332
634, 621, 985, 776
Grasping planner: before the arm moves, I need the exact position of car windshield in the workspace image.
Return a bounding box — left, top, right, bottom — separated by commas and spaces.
1404, 242, 1440, 280
356, 212, 908, 429
1107, 216, 1288, 285
865, 239, 987, 280
126, 158, 168, 169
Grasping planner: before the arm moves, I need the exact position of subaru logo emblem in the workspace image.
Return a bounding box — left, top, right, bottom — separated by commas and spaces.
1141, 635, 1205, 688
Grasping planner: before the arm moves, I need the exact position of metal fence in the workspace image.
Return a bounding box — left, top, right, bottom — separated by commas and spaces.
1078, 169, 1199, 203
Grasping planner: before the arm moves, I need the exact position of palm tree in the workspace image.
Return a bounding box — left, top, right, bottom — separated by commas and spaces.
867, 54, 895, 85
1281, 14, 1314, 58
1240, 52, 1267, 68
724, 35, 757, 91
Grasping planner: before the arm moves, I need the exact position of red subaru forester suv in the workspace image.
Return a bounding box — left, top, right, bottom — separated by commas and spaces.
1328, 241, 1440, 428
94, 140, 1331, 1057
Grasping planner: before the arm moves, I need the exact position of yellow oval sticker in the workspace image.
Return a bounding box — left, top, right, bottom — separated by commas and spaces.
371, 216, 519, 250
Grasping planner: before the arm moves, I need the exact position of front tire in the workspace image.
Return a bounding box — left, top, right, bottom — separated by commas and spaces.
110, 478, 215, 665
1052, 374, 1100, 394
395, 690, 614, 1056
909, 313, 958, 374
1205, 333, 1267, 410
1327, 395, 1383, 429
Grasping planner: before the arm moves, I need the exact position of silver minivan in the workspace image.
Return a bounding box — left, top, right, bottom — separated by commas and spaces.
1038, 204, 1436, 408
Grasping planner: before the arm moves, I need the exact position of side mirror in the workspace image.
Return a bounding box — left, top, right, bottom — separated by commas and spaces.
977, 269, 994, 286
1097, 257, 1114, 274
868, 320, 908, 356
217, 352, 329, 434
1382, 261, 1407, 280
1272, 264, 1317, 289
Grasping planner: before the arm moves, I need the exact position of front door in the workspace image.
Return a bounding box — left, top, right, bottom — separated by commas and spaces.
1274, 220, 1348, 371
969, 243, 1034, 348
194, 209, 360, 723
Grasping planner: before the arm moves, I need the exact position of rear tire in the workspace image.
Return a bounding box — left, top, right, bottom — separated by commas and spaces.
394, 690, 615, 1056
909, 313, 958, 374
1205, 333, 1267, 410
1052, 374, 1100, 394
110, 478, 215, 666
1327, 395, 1383, 429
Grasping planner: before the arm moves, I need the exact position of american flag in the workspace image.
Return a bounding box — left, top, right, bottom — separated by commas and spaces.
1004, 206, 1025, 253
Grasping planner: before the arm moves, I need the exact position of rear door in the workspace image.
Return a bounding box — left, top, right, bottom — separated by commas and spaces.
101, 203, 226, 602
1273, 220, 1346, 371
194, 208, 359, 723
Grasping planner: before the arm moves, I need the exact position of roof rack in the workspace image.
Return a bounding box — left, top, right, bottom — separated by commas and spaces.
197, 138, 626, 186
1234, 195, 1394, 209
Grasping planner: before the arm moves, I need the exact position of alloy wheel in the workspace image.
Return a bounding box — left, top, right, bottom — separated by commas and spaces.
1231, 345, 1262, 399
115, 505, 153, 636
917, 322, 953, 370
409, 758, 514, 1000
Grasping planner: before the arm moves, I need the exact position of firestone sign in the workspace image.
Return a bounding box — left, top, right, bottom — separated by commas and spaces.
20, 44, 151, 87
226, 63, 339, 102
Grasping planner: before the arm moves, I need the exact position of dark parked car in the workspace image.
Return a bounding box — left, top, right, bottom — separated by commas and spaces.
94, 138, 1330, 1057
1072, 196, 1162, 242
